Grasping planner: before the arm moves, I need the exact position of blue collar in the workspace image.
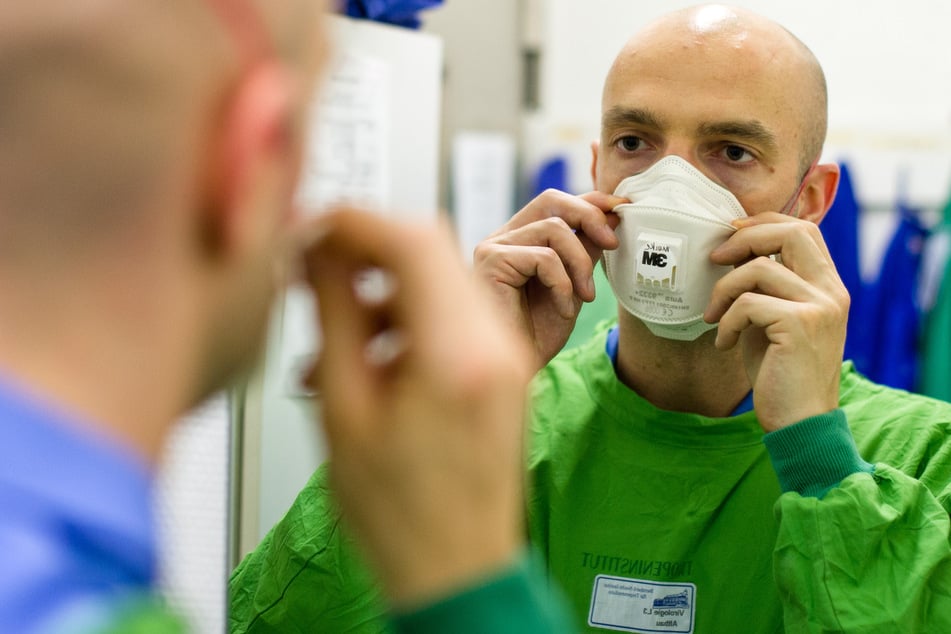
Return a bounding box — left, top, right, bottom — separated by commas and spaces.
0, 374, 156, 631
604, 325, 754, 416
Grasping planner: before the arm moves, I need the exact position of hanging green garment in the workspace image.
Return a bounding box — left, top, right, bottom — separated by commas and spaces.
920, 197, 951, 401
564, 264, 617, 350
229, 470, 576, 634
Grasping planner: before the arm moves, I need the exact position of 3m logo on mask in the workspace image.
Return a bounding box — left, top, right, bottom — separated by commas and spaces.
635, 231, 684, 291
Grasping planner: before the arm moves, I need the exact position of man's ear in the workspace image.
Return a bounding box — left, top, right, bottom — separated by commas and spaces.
797, 162, 840, 225
202, 61, 296, 258
589, 140, 600, 191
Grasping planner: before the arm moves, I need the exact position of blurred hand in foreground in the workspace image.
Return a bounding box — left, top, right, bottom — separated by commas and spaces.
301, 208, 534, 607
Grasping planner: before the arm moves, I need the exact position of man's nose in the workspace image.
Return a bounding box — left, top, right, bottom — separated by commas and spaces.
658, 141, 701, 171
655, 145, 718, 183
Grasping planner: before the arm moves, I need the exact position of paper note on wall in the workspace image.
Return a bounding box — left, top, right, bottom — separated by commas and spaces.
452, 131, 516, 262
284, 52, 392, 397
296, 52, 390, 212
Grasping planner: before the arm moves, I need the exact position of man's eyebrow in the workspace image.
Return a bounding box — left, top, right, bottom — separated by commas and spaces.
601, 106, 667, 133
696, 120, 779, 154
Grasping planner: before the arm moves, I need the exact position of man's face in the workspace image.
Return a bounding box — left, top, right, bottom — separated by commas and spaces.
595, 12, 810, 215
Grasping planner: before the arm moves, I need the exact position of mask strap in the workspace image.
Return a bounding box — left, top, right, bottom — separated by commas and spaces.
779, 156, 821, 218
202, 0, 274, 65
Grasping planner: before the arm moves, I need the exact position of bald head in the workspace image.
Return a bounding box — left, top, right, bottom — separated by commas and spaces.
0, 0, 331, 461
0, 4, 210, 257
0, 0, 320, 266
603, 4, 827, 179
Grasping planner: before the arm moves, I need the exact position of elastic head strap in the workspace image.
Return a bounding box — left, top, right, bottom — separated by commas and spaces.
780, 156, 821, 217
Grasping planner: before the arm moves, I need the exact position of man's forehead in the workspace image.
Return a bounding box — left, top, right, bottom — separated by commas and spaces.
608, 5, 810, 86
601, 31, 811, 135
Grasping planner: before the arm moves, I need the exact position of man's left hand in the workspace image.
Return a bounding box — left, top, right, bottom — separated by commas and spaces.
704, 212, 850, 432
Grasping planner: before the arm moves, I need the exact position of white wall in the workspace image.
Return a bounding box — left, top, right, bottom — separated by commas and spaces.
157, 396, 231, 633
423, 0, 523, 209
528, 0, 951, 214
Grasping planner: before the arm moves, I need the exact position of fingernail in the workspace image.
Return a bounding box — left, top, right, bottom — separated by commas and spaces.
354, 267, 397, 306
365, 329, 407, 367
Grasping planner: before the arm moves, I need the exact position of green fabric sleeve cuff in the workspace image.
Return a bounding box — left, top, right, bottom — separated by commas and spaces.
95, 596, 188, 634
390, 550, 574, 634
763, 408, 874, 499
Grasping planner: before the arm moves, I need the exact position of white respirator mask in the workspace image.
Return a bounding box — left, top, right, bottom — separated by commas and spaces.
603, 156, 748, 341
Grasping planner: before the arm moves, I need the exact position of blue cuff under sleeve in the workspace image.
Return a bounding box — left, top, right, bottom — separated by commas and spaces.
763, 409, 874, 499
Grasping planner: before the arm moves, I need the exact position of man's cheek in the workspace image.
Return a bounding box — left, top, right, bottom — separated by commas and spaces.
596, 166, 625, 196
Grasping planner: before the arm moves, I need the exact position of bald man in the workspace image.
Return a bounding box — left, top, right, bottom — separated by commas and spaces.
231, 5, 951, 633
0, 1, 577, 633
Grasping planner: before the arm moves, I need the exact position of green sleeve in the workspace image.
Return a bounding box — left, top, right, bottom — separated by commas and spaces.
763, 409, 874, 499
95, 597, 188, 634
229, 465, 576, 633
228, 464, 391, 633
391, 552, 576, 634
765, 411, 951, 633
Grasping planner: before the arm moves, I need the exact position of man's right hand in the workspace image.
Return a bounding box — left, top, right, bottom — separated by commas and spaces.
300, 209, 534, 609
473, 190, 625, 371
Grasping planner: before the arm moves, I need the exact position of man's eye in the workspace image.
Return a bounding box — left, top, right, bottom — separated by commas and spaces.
615, 136, 643, 152
723, 145, 754, 163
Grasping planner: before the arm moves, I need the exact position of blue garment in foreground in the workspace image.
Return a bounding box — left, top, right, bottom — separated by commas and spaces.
0, 375, 156, 634
340, 0, 444, 29
605, 325, 754, 415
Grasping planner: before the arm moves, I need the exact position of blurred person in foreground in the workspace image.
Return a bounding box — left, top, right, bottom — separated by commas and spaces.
230, 4, 951, 633
0, 1, 573, 632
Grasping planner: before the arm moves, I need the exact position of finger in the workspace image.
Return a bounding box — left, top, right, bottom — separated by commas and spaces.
711, 222, 841, 292
487, 216, 598, 301
577, 191, 624, 248
704, 256, 818, 323
714, 292, 801, 350
713, 213, 831, 260
711, 214, 835, 282
302, 209, 491, 366
574, 192, 623, 261
485, 244, 578, 318
492, 189, 624, 250
575, 231, 607, 298
305, 233, 381, 439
